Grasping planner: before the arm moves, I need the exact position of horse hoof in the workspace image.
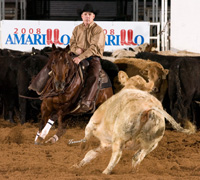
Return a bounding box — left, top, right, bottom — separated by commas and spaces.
45, 135, 59, 144
45, 138, 55, 144
34, 136, 44, 145
34, 141, 42, 145
102, 169, 111, 175
71, 163, 80, 169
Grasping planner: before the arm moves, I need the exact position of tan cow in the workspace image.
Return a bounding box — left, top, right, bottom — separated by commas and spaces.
117, 70, 154, 92
71, 71, 192, 175
114, 58, 169, 102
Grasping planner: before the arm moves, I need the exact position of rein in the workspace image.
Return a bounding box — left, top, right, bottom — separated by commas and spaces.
19, 94, 40, 100
40, 57, 81, 100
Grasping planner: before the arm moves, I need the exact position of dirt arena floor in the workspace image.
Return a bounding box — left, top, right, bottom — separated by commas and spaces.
0, 117, 200, 180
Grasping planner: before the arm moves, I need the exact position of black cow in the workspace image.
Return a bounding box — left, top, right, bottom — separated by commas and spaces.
103, 51, 113, 56
0, 54, 21, 122
0, 51, 48, 124
0, 48, 28, 57
136, 52, 200, 69
32, 46, 52, 57
168, 57, 200, 130
17, 54, 49, 124
100, 59, 119, 88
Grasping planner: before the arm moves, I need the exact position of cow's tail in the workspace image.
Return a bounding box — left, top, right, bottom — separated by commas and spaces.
151, 107, 194, 134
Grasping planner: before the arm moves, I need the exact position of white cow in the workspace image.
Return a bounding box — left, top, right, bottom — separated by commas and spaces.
71, 71, 192, 175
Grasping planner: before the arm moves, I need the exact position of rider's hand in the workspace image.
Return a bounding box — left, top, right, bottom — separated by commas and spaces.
73, 57, 82, 64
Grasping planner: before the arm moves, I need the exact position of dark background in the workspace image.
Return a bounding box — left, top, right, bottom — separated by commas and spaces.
4, 0, 171, 21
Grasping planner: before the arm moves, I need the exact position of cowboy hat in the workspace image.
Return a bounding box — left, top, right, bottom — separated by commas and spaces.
77, 3, 99, 15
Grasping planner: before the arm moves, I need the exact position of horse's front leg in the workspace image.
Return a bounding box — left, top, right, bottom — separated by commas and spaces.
45, 112, 66, 144
35, 99, 56, 145
35, 116, 55, 145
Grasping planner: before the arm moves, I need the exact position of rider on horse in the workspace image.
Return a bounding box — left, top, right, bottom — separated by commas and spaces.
29, 4, 105, 114
70, 4, 105, 113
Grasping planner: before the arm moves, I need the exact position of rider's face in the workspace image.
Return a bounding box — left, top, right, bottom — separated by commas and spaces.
81, 12, 95, 26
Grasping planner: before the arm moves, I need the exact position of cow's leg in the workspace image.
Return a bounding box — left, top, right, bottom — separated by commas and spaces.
83, 116, 98, 140
171, 102, 179, 120
177, 96, 196, 131
168, 76, 180, 123
191, 102, 197, 126
132, 149, 147, 168
75, 145, 107, 167
18, 97, 27, 124
146, 143, 158, 154
73, 114, 107, 166
73, 111, 109, 167
82, 112, 105, 150
3, 93, 16, 123
132, 143, 158, 168
68, 111, 104, 146
102, 139, 123, 174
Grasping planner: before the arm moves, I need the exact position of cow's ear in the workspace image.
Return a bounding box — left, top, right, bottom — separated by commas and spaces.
164, 69, 169, 75
52, 43, 56, 51
118, 71, 129, 86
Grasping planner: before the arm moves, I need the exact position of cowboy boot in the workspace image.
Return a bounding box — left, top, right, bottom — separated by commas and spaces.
120, 29, 130, 45
53, 29, 63, 45
70, 57, 101, 114
47, 29, 53, 45
128, 29, 137, 45
120, 29, 126, 45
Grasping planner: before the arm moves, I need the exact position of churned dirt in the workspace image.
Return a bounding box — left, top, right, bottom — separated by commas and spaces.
0, 117, 200, 180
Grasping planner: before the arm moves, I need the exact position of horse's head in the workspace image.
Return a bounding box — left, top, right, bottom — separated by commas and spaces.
50, 45, 73, 92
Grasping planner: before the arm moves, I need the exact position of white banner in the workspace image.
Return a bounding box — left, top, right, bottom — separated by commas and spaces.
0, 20, 150, 52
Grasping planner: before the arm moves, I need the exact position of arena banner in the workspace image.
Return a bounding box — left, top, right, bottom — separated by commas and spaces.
0, 20, 150, 52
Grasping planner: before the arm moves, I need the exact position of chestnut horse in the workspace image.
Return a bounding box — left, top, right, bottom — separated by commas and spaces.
34, 45, 113, 144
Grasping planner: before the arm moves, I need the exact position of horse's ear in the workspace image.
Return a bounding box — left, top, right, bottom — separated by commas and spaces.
65, 45, 70, 53
52, 43, 56, 51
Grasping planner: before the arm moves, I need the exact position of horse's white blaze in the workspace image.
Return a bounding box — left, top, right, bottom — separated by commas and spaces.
39, 119, 54, 139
